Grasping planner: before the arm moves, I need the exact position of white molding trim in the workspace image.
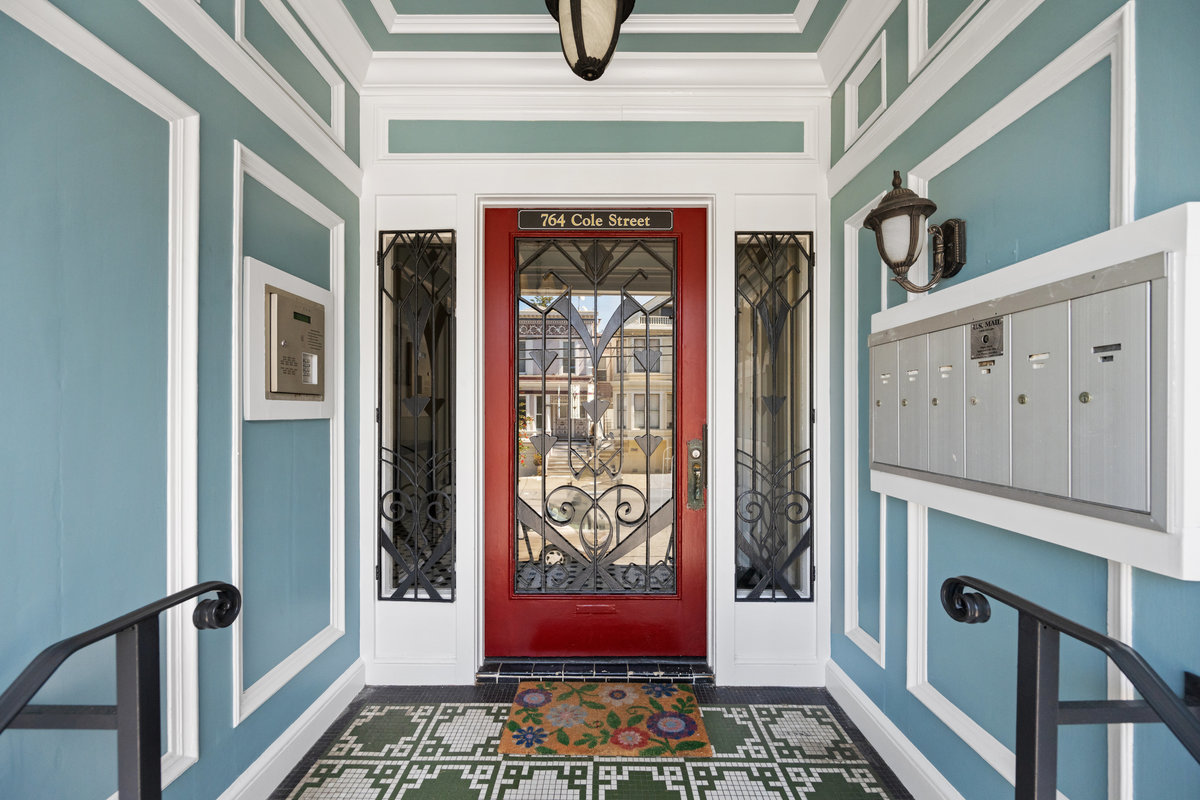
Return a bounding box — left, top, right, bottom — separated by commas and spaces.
216, 660, 365, 800
829, 0, 1044, 196
843, 192, 887, 667
386, 12, 802, 35
1107, 561, 1134, 800
359, 149, 828, 685
818, 0, 902, 92
362, 51, 826, 97
907, 0, 986, 81
0, 0, 201, 788
365, 1, 830, 36
137, 0, 362, 193
827, 661, 966, 800
908, 3, 1135, 230
284, 0, 371, 89
844, 31, 887, 152
904, 507, 1070, 800
234, 0, 346, 147
231, 142, 346, 725
885, 10, 1136, 794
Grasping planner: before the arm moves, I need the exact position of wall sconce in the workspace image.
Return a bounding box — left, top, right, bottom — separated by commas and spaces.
863, 170, 966, 293
546, 0, 635, 81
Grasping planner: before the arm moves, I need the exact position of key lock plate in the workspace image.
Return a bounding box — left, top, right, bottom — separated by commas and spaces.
687, 425, 707, 511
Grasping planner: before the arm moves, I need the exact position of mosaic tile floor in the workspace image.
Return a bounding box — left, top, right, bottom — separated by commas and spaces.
272, 686, 912, 800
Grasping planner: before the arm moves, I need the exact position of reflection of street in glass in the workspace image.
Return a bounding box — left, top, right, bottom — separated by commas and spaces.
517, 441, 674, 565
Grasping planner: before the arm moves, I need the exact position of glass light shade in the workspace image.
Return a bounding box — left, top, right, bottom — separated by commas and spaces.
880, 212, 926, 266
551, 0, 631, 81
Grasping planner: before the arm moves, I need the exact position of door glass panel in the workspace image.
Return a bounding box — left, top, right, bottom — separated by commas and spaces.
735, 232, 815, 601
378, 230, 455, 601
514, 238, 677, 594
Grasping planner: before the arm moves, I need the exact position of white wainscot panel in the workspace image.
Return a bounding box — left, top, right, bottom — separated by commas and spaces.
371, 602, 458, 683
731, 602, 821, 685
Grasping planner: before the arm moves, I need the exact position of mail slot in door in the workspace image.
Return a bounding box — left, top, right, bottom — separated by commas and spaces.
1070, 284, 1150, 511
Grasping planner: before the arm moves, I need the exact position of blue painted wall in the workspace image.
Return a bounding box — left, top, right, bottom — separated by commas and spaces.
831, 0, 1200, 796
0, 1, 360, 798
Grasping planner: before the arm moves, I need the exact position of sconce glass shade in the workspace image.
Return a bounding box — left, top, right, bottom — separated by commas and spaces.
864, 170, 966, 293
864, 171, 937, 271
547, 0, 635, 81
879, 212, 927, 266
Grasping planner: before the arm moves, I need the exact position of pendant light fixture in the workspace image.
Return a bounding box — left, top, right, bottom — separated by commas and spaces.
546, 0, 636, 82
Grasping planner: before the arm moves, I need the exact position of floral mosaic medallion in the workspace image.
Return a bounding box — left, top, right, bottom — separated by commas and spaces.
498, 682, 714, 758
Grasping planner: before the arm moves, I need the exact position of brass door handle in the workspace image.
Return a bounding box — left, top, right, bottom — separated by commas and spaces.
687, 436, 705, 511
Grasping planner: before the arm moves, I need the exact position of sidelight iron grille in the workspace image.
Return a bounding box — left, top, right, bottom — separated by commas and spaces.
378, 231, 455, 601
735, 232, 815, 601
514, 237, 678, 595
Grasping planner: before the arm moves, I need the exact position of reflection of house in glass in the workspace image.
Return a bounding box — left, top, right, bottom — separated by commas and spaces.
517, 307, 674, 475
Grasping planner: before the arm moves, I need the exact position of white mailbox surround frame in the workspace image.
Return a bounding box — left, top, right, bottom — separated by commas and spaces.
868, 203, 1200, 580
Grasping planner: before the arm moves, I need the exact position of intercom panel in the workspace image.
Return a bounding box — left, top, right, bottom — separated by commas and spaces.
243, 256, 334, 421
266, 284, 325, 401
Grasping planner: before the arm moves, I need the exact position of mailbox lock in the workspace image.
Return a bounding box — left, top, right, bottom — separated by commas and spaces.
1079, 391, 1092, 404
969, 396, 979, 406
875, 400, 881, 407
931, 397, 939, 406
1017, 394, 1028, 405
901, 398, 909, 407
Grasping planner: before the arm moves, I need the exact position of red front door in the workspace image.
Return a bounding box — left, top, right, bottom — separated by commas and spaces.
484, 207, 707, 657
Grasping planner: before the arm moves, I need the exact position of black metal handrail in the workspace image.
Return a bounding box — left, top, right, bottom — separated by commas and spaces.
942, 575, 1200, 799
0, 581, 240, 799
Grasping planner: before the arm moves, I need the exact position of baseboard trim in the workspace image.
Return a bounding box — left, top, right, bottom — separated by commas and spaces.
218, 659, 366, 800
826, 661, 965, 800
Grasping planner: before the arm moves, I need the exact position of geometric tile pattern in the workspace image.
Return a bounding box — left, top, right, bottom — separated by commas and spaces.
286, 701, 897, 799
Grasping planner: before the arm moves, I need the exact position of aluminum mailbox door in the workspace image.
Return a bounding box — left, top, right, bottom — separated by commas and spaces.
897, 335, 929, 471
965, 317, 1011, 486
1070, 284, 1150, 511
1011, 303, 1070, 496
927, 327, 966, 477
871, 342, 899, 466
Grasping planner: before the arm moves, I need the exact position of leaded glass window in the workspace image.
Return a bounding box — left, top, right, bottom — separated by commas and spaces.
378, 231, 455, 601
735, 232, 815, 601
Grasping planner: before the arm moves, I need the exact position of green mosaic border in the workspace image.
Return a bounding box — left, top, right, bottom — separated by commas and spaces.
287, 702, 894, 799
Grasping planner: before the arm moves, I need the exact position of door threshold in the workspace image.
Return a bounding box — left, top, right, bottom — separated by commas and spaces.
476, 658, 714, 685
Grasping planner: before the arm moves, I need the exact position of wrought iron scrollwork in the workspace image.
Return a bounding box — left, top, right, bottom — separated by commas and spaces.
940, 577, 992, 624
734, 232, 815, 601
377, 231, 456, 601
514, 237, 677, 595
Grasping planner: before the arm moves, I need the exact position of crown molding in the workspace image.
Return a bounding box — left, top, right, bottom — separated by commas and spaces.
137, 0, 362, 192
384, 12, 804, 35
286, 0, 372, 89
794, 0, 820, 30
818, 0, 902, 90
362, 50, 827, 96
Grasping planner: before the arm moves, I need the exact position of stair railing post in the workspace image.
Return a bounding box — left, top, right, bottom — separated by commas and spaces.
1014, 610, 1060, 800
116, 619, 162, 800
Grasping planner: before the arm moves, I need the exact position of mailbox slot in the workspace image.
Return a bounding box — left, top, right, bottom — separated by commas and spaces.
1011, 302, 1070, 496
927, 327, 965, 477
